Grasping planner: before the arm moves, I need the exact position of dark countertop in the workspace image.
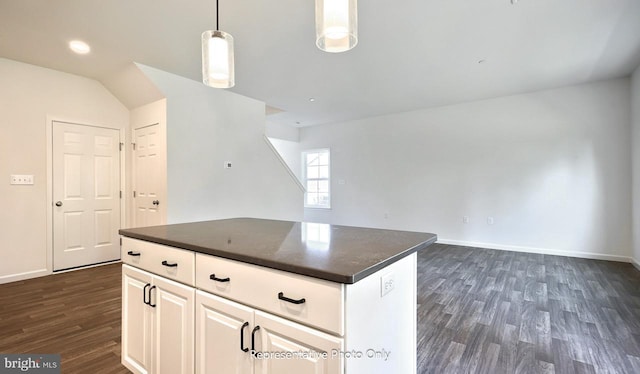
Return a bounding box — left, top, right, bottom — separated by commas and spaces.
119, 218, 437, 284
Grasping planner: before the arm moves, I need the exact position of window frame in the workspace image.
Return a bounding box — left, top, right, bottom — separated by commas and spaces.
302, 148, 331, 209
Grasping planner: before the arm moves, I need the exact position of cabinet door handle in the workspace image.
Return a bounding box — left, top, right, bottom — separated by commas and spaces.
251, 326, 260, 356
127, 251, 141, 257
161, 260, 178, 268
209, 274, 230, 282
143, 283, 151, 305
240, 322, 249, 352
149, 285, 157, 307
278, 292, 306, 305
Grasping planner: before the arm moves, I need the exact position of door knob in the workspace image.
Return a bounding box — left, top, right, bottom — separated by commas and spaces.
152, 200, 160, 205
55, 201, 63, 207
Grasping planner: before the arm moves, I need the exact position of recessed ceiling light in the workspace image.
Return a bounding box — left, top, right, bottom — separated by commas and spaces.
69, 40, 91, 54
478, 59, 486, 64
309, 98, 316, 102
511, 0, 518, 4
295, 121, 301, 125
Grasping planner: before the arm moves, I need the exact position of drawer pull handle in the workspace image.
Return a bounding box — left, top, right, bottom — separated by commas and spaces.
251, 326, 260, 356
161, 260, 178, 268
278, 292, 306, 305
127, 251, 141, 257
210, 274, 230, 282
143, 283, 151, 305
149, 285, 156, 307
240, 322, 249, 352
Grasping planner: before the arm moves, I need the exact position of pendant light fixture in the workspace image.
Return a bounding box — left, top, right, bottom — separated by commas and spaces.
202, 0, 234, 88
315, 0, 357, 53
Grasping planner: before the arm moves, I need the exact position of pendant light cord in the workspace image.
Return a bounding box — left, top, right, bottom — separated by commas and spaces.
216, 0, 219, 30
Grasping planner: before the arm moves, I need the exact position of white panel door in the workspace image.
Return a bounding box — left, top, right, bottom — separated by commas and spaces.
153, 275, 195, 374
52, 121, 120, 271
122, 265, 153, 374
133, 124, 165, 227
196, 290, 254, 374
255, 311, 343, 374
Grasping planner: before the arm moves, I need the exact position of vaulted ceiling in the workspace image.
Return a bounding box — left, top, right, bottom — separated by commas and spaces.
1, 0, 639, 127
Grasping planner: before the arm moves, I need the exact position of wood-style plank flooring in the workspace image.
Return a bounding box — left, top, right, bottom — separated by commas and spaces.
1, 245, 639, 373
417, 244, 640, 374
0, 263, 128, 373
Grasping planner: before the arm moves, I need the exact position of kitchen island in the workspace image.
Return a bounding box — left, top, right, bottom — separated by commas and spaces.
119, 218, 437, 374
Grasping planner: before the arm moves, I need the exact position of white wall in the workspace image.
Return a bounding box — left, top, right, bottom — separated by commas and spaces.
266, 121, 304, 186
266, 121, 300, 142
138, 65, 303, 223
632, 66, 640, 267
267, 138, 303, 183
101, 63, 165, 110
297, 78, 632, 261
0, 58, 129, 283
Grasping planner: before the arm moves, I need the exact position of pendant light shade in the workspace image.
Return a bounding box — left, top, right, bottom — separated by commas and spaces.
315, 0, 357, 53
202, 30, 234, 88
202, 0, 235, 88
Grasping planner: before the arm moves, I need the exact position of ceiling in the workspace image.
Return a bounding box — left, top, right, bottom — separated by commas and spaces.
1, 0, 640, 127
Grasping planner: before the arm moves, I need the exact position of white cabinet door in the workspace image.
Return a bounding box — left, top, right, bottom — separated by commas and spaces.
153, 275, 195, 374
122, 265, 153, 374
254, 311, 343, 374
196, 291, 254, 374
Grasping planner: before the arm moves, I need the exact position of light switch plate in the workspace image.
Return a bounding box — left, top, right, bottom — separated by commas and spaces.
10, 175, 34, 185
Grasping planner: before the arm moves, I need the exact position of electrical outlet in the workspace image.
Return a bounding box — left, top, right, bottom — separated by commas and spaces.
10, 175, 34, 185
487, 216, 495, 225
463, 216, 469, 224
381, 272, 395, 297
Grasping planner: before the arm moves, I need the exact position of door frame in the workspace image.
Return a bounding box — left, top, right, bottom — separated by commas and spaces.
46, 116, 127, 274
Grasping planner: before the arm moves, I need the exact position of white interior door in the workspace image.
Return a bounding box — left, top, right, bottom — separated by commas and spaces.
52, 121, 121, 271
134, 124, 165, 227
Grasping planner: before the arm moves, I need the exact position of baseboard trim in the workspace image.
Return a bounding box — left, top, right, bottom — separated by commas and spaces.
631, 257, 640, 271
436, 239, 632, 263
0, 268, 50, 285
0, 260, 123, 285
53, 260, 122, 274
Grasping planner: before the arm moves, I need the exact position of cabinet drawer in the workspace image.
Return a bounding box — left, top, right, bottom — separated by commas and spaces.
122, 237, 195, 286
196, 253, 344, 336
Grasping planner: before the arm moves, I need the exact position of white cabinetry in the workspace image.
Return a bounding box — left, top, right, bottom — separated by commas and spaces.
153, 273, 195, 374
254, 310, 343, 374
122, 236, 418, 374
121, 236, 196, 374
122, 265, 153, 374
196, 291, 342, 374
195, 290, 253, 374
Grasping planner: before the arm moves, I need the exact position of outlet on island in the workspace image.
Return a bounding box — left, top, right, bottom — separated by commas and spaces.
381, 272, 395, 297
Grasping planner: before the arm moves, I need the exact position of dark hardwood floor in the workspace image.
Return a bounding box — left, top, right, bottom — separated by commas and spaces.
0, 263, 128, 374
417, 244, 640, 374
1, 245, 640, 373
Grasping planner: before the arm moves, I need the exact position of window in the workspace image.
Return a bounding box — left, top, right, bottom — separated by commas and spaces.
302, 149, 330, 208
